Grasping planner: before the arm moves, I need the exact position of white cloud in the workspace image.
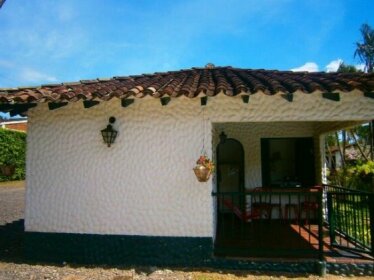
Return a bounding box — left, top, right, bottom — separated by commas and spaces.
20, 68, 57, 84
355, 64, 365, 72
290, 59, 361, 73
325, 59, 343, 72
0, 59, 57, 86
291, 62, 319, 72
324, 60, 365, 73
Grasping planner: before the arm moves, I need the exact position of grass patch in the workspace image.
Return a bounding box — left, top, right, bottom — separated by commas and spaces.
331, 197, 371, 249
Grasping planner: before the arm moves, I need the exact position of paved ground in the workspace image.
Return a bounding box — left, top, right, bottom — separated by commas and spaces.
0, 183, 25, 225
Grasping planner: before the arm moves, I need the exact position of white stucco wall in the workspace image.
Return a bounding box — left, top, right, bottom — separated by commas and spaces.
25, 97, 214, 237
25, 90, 374, 236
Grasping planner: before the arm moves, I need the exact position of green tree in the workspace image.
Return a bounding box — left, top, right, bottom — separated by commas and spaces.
354, 23, 374, 73
337, 62, 362, 73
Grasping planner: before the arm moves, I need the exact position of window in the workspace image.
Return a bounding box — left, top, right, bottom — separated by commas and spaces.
261, 138, 315, 188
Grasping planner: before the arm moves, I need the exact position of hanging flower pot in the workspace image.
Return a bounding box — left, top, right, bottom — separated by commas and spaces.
193, 105, 214, 182
193, 155, 215, 182
0, 165, 15, 177
193, 164, 211, 182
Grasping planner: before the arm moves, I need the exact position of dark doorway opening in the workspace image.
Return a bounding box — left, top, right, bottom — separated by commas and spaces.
261, 137, 316, 188
216, 133, 245, 197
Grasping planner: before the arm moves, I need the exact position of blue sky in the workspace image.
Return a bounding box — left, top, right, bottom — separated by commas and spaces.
0, 0, 373, 88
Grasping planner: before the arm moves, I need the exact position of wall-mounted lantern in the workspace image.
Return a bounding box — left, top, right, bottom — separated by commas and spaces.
101, 117, 118, 147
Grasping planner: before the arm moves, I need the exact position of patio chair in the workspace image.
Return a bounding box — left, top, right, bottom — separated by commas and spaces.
251, 187, 283, 220
284, 203, 299, 222
298, 186, 322, 224
284, 187, 321, 224
300, 200, 319, 225
221, 198, 260, 222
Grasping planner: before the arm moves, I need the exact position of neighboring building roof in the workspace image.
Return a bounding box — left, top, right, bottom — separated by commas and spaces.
0, 119, 27, 132
0, 66, 374, 104
327, 144, 371, 160
327, 144, 360, 153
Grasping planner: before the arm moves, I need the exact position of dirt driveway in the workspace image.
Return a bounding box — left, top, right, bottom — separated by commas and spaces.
0, 181, 25, 225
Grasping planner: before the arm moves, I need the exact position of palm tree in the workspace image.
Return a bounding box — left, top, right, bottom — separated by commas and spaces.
355, 24, 374, 73
355, 24, 374, 161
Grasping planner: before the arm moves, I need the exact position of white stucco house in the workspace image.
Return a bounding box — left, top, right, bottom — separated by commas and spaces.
0, 66, 373, 268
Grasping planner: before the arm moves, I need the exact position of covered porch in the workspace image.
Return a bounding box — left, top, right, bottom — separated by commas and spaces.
212, 186, 373, 262
213, 188, 324, 259
211, 121, 373, 261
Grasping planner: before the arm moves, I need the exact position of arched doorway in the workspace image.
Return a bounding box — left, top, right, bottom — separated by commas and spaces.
215, 132, 246, 255
216, 132, 245, 206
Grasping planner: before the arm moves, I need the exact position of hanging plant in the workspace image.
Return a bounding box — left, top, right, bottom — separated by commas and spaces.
193, 102, 214, 182
193, 155, 215, 182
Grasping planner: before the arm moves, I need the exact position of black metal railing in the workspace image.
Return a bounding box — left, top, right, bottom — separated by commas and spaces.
323, 184, 373, 256
212, 188, 324, 259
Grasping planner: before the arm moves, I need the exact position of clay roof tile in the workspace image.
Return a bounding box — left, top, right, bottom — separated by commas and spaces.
1, 67, 373, 105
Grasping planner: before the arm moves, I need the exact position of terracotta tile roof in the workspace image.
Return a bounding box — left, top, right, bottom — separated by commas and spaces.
0, 66, 374, 104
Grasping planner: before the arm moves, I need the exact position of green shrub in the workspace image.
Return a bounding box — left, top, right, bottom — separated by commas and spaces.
0, 128, 26, 181
329, 161, 374, 192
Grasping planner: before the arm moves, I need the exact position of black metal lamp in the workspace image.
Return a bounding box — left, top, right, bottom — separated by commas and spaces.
101, 117, 118, 147
219, 132, 227, 144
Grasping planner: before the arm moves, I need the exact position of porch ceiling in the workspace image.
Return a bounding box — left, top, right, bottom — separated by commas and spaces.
1, 66, 374, 105
313, 121, 370, 134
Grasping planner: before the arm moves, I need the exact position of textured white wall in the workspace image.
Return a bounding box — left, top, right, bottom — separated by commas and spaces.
25, 90, 374, 236
25, 97, 214, 236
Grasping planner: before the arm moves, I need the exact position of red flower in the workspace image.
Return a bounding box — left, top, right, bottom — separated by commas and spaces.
196, 155, 215, 172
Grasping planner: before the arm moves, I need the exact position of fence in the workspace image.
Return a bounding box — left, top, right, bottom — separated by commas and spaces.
323, 184, 373, 256
212, 188, 324, 259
